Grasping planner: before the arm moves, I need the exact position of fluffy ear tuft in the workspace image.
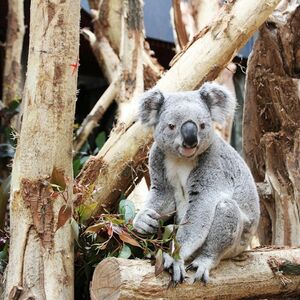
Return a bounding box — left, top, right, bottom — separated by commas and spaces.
138, 88, 164, 126
199, 82, 236, 124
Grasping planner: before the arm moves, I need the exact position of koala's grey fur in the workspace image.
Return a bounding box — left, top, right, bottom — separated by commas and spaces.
133, 82, 260, 283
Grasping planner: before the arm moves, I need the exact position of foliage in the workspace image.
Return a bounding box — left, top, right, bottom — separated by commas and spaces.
73, 131, 106, 177
0, 100, 20, 239
0, 230, 9, 275
74, 198, 178, 300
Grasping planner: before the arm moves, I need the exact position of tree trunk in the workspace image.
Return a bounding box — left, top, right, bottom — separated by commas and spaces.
2, 0, 25, 107
117, 0, 144, 124
90, 248, 300, 300
76, 0, 281, 218
243, 0, 300, 246
4, 1, 80, 299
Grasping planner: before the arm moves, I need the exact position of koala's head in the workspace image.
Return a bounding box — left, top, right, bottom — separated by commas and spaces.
139, 82, 236, 159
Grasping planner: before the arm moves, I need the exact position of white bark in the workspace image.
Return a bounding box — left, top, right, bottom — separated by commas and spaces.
77, 0, 281, 218
117, 0, 144, 124
90, 248, 300, 300
5, 1, 80, 299
2, 0, 25, 106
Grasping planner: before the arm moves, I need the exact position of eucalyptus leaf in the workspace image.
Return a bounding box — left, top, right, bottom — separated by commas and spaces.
119, 199, 135, 223
95, 132, 106, 150
162, 224, 175, 241
73, 158, 82, 177
118, 244, 132, 259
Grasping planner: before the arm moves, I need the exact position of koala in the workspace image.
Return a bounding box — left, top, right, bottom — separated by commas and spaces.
133, 82, 260, 284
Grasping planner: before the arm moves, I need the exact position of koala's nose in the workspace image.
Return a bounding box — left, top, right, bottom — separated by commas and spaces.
181, 121, 198, 148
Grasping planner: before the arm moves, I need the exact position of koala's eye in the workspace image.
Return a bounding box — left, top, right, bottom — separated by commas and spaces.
200, 123, 206, 130
168, 124, 175, 130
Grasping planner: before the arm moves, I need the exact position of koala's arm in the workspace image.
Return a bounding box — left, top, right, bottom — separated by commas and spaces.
133, 143, 175, 233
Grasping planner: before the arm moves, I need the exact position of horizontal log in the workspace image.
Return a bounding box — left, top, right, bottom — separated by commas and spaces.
90, 248, 300, 300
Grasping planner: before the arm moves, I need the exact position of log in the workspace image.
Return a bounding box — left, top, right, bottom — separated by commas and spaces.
90, 248, 300, 300
77, 0, 281, 218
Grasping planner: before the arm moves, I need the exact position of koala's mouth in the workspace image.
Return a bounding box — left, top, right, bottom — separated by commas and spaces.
179, 146, 198, 158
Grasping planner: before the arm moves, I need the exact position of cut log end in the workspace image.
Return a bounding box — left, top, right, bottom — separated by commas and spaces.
91, 248, 300, 300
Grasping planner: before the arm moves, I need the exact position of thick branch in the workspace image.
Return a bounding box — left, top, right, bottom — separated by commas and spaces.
90, 248, 300, 300
2, 0, 25, 106
117, 0, 144, 124
77, 0, 281, 218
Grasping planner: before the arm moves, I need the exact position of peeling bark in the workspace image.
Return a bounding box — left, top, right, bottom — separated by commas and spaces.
2, 0, 25, 106
77, 0, 281, 218
4, 0, 80, 298
243, 1, 300, 246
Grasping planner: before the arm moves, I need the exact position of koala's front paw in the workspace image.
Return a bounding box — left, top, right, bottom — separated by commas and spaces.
163, 252, 187, 284
132, 208, 160, 234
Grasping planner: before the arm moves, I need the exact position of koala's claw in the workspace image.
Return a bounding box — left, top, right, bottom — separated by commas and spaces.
194, 267, 210, 284
187, 258, 212, 284
133, 208, 160, 234
163, 252, 187, 284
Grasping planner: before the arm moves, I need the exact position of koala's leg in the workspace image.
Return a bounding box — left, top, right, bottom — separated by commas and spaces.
187, 199, 245, 283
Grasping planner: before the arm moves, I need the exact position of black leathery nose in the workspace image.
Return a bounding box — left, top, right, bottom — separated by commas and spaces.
181, 121, 198, 148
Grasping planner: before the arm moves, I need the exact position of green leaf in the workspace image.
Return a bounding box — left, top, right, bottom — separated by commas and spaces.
172, 238, 181, 260
118, 244, 132, 259
73, 159, 82, 177
162, 225, 175, 241
73, 156, 89, 177
80, 156, 89, 165
95, 132, 106, 150
77, 203, 98, 223
79, 141, 90, 154
8, 99, 21, 112
119, 199, 135, 223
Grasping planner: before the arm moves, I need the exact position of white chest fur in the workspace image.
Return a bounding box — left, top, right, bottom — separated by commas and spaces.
165, 156, 197, 223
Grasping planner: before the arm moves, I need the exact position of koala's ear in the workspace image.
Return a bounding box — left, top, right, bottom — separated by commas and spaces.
138, 88, 164, 126
199, 82, 236, 124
